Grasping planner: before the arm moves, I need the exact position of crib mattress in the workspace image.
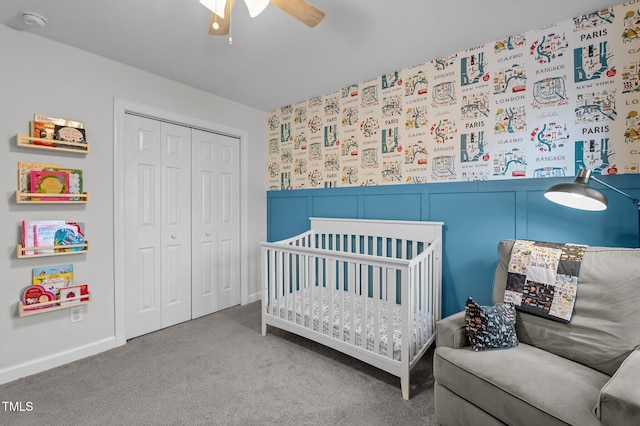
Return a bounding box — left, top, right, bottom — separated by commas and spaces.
270, 289, 431, 361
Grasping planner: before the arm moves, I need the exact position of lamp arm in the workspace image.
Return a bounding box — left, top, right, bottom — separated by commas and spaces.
590, 175, 640, 207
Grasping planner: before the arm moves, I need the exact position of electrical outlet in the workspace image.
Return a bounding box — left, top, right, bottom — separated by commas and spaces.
69, 307, 83, 323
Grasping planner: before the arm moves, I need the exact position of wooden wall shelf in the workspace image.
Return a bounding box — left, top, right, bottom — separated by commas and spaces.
16, 242, 89, 258
17, 133, 90, 154
15, 192, 89, 204
18, 293, 91, 317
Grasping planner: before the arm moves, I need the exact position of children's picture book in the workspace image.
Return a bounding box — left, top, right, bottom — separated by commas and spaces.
21, 220, 65, 255
30, 170, 70, 201
59, 284, 89, 305
22, 285, 56, 310
34, 222, 85, 254
31, 120, 56, 147
52, 222, 86, 252
54, 125, 86, 143
32, 264, 73, 296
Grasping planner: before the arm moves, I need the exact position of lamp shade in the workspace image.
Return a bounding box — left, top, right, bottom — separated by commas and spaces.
243, 0, 269, 17
544, 168, 608, 211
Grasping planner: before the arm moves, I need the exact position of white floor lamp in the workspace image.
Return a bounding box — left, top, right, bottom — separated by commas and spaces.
544, 168, 640, 247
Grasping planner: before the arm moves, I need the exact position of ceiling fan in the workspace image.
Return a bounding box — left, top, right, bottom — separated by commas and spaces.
200, 0, 325, 36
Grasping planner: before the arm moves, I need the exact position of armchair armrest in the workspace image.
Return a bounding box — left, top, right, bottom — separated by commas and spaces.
595, 348, 640, 425
436, 311, 469, 349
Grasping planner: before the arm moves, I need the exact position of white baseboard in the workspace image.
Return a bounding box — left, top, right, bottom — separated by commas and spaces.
246, 291, 261, 304
0, 337, 116, 386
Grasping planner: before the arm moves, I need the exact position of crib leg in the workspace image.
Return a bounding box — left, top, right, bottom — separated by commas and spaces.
401, 373, 410, 400
262, 321, 267, 336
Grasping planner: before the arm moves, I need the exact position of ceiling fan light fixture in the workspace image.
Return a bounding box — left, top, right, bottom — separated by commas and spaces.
243, 0, 269, 17
200, 0, 226, 19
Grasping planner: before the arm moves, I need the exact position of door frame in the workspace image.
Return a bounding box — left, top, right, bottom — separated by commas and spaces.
113, 98, 249, 347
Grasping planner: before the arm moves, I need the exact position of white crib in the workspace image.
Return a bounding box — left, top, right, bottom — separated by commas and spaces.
261, 217, 443, 399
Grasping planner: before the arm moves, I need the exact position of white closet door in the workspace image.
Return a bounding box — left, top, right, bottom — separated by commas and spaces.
192, 130, 240, 317
217, 134, 241, 310
191, 129, 218, 318
124, 114, 162, 338
124, 114, 192, 338
160, 122, 192, 328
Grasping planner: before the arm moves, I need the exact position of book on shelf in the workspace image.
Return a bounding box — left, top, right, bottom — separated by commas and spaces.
22, 285, 56, 310
31, 121, 56, 147
30, 170, 70, 201
54, 125, 86, 143
32, 264, 73, 296
22, 220, 64, 255
59, 284, 89, 304
21, 221, 86, 255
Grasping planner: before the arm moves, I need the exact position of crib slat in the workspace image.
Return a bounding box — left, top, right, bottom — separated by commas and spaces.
338, 259, 344, 342
261, 247, 268, 336
371, 264, 379, 355
300, 252, 306, 328
400, 267, 409, 364
425, 251, 432, 341
386, 267, 395, 360
318, 256, 324, 333
327, 257, 335, 338
284, 252, 291, 322
311, 254, 316, 330
277, 250, 285, 318
429, 249, 436, 334
421, 259, 427, 348
413, 261, 421, 353
350, 262, 357, 347
266, 249, 272, 315
357, 265, 375, 350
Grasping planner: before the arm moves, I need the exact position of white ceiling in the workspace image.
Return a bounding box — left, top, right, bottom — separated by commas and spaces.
1, 0, 623, 112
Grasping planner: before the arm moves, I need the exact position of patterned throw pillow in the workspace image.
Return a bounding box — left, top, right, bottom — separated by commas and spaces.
465, 298, 519, 351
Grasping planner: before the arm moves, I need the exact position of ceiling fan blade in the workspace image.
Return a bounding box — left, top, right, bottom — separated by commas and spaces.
270, 0, 325, 27
208, 0, 235, 35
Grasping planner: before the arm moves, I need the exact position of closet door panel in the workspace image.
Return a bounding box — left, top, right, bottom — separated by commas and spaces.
191, 129, 219, 318
124, 114, 162, 339
217, 135, 241, 310
160, 122, 192, 328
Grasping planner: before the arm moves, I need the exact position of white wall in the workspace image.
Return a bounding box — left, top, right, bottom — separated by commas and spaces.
0, 24, 266, 382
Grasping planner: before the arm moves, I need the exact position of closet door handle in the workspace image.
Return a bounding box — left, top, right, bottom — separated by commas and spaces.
205, 232, 211, 236
171, 234, 177, 239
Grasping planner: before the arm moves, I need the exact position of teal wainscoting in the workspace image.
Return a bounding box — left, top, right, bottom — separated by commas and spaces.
266, 174, 640, 317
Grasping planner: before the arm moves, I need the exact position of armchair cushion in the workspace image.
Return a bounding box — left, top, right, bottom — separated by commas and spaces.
434, 342, 608, 426
596, 347, 640, 425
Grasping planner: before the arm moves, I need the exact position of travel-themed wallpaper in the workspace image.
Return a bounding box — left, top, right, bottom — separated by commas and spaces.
266, 2, 640, 190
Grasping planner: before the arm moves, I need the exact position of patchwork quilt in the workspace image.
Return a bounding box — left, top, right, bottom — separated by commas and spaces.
504, 240, 587, 323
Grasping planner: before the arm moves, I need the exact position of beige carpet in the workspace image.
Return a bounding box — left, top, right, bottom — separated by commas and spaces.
0, 301, 436, 425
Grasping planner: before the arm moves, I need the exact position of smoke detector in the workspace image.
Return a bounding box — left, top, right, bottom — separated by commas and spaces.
21, 11, 47, 28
